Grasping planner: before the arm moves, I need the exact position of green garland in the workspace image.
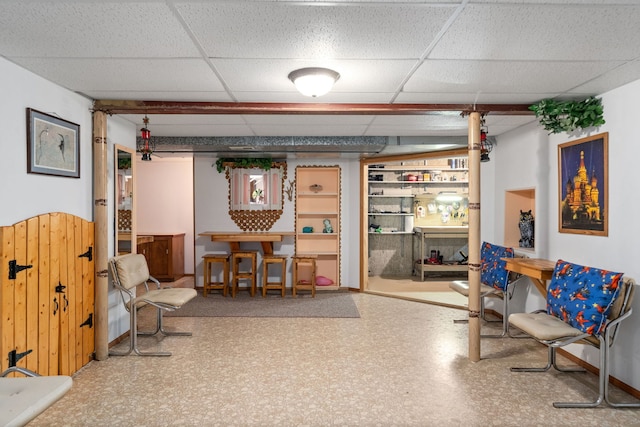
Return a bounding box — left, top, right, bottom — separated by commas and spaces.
215, 158, 274, 173
529, 96, 605, 134
118, 157, 132, 170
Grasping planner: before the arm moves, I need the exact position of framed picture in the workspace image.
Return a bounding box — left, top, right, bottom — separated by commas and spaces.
558, 132, 608, 236
26, 108, 80, 178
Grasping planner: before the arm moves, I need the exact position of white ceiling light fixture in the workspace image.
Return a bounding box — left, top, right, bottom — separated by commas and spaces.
288, 67, 340, 97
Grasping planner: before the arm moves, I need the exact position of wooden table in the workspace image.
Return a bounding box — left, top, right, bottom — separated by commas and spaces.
199, 231, 294, 255
502, 257, 557, 296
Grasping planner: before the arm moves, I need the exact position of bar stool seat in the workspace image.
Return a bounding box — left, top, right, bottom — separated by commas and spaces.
262, 254, 288, 297
291, 254, 317, 298
231, 250, 258, 297
202, 253, 230, 297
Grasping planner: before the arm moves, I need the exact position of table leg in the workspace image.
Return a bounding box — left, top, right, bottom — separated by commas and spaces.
531, 279, 547, 297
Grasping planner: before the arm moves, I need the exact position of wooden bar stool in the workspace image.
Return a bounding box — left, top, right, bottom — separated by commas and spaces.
231, 250, 258, 297
291, 254, 317, 298
262, 255, 288, 297
202, 253, 230, 297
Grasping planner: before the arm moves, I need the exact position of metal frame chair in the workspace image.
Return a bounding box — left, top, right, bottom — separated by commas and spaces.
450, 241, 523, 337
510, 276, 639, 408
109, 253, 197, 356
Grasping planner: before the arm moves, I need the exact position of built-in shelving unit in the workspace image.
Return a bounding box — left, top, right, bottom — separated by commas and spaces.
366, 157, 469, 278
295, 166, 341, 289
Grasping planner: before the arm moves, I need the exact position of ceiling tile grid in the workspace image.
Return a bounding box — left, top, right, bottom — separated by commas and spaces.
1, 0, 639, 153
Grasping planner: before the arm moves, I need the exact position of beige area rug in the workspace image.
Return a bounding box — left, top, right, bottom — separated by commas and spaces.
366, 276, 468, 309
164, 290, 360, 318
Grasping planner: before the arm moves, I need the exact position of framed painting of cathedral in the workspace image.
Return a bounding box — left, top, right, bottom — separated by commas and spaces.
558, 132, 608, 236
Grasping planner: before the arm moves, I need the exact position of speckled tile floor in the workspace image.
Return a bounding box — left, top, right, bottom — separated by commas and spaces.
30, 292, 640, 427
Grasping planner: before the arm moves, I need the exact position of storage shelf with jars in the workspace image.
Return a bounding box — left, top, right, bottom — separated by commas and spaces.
368, 157, 469, 189
368, 194, 415, 235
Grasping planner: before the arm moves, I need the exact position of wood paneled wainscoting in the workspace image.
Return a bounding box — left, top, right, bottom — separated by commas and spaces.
0, 212, 95, 376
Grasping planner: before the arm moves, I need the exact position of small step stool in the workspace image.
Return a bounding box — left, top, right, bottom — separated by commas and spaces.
262, 254, 288, 297
291, 254, 317, 298
202, 253, 230, 297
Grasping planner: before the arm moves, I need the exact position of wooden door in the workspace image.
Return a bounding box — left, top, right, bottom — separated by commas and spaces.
0, 212, 94, 376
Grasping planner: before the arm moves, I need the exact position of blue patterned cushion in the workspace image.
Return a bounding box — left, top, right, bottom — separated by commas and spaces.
480, 242, 514, 291
546, 259, 623, 336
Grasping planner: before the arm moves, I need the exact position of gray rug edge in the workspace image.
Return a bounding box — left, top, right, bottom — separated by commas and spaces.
164, 291, 361, 318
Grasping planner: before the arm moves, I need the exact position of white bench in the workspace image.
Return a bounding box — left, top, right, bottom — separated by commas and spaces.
0, 367, 72, 426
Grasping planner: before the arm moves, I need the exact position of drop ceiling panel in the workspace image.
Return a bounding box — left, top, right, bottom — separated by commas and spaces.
404, 60, 624, 94
247, 124, 371, 137
231, 91, 396, 104
370, 114, 466, 127
213, 59, 416, 94
430, 4, 640, 61
85, 91, 234, 102
151, 124, 256, 138
244, 115, 374, 126
0, 2, 200, 58
569, 59, 640, 95
176, 2, 457, 59
121, 114, 248, 127
394, 92, 559, 105
10, 58, 224, 92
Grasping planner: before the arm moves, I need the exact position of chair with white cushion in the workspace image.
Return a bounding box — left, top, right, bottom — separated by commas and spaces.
510, 260, 639, 408
450, 241, 523, 337
109, 253, 197, 356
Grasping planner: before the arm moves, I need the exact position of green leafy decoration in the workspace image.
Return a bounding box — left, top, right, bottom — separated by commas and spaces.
529, 96, 605, 134
215, 158, 274, 173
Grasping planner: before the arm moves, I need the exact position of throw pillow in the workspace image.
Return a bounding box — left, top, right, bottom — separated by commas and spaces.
546, 259, 623, 336
480, 241, 514, 291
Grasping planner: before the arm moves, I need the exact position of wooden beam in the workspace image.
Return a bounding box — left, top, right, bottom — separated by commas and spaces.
93, 100, 533, 116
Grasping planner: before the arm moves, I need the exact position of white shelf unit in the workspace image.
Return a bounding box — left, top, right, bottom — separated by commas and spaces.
368, 194, 415, 234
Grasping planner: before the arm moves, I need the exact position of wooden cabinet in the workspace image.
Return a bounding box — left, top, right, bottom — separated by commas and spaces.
295, 166, 340, 289
138, 233, 185, 281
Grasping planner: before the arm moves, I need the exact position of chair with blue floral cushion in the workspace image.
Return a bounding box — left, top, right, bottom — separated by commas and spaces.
450, 241, 524, 337
509, 260, 639, 408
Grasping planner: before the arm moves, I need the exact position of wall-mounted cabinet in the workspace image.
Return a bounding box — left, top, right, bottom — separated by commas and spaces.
295, 166, 341, 289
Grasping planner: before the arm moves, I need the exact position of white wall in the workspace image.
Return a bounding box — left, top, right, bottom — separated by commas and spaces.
136, 156, 195, 274
0, 58, 93, 224
0, 57, 136, 344
193, 157, 359, 289
490, 79, 640, 392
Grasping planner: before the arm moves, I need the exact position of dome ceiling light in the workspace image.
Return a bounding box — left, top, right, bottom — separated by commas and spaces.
288, 67, 340, 98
